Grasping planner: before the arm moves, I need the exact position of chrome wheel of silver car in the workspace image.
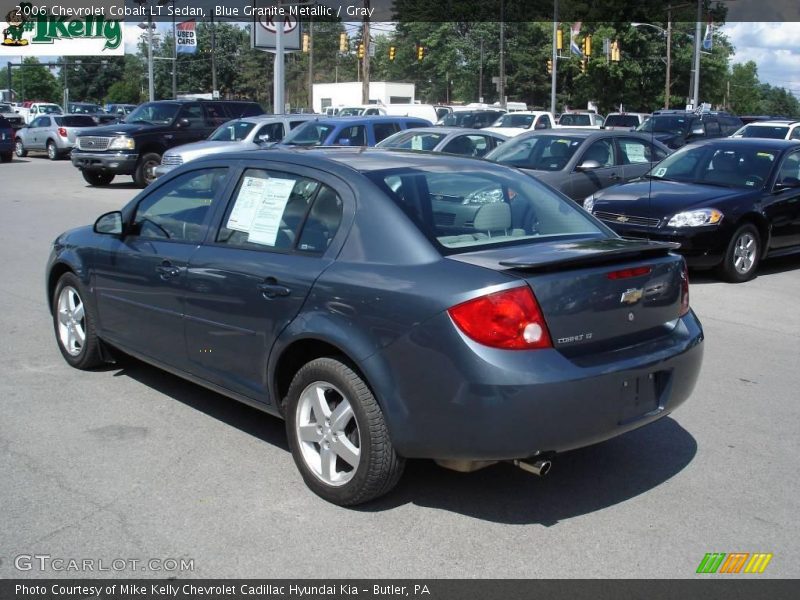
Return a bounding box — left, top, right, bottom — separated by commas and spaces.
295, 381, 361, 487
56, 286, 86, 357
733, 231, 757, 275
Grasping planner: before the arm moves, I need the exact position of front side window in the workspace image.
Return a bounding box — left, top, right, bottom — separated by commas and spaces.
255, 122, 285, 143
333, 125, 366, 146
125, 102, 180, 125
133, 168, 227, 242
282, 122, 335, 146
488, 135, 582, 171
178, 104, 204, 127
368, 168, 605, 252
776, 150, 800, 185
373, 122, 400, 142
579, 139, 615, 167
216, 169, 342, 253
378, 131, 445, 150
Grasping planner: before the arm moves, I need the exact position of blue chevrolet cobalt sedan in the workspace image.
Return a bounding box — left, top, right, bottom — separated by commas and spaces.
47, 148, 704, 505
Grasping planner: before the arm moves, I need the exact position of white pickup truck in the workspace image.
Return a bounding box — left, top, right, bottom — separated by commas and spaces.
18, 102, 64, 124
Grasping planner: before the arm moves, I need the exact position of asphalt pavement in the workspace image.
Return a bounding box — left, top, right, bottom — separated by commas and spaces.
1, 156, 798, 579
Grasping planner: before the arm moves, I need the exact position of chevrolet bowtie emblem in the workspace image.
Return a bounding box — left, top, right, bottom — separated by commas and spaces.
616, 215, 629, 222
620, 288, 644, 305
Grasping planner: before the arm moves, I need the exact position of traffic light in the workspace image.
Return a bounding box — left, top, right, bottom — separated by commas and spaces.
357, 42, 365, 59
339, 32, 348, 53
611, 40, 621, 62
580, 57, 588, 74
302, 32, 309, 53
556, 29, 563, 51
416, 44, 425, 61
388, 45, 396, 61
546, 58, 553, 74
583, 34, 592, 57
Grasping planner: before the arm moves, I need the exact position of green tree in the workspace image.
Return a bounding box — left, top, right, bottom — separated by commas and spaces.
57, 56, 126, 104
728, 61, 761, 115
0, 57, 61, 103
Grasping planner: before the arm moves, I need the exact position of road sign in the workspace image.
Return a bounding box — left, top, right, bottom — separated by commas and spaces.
252, 8, 300, 51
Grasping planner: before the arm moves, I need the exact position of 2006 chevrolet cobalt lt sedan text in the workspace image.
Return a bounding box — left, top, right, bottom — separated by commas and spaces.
47, 148, 704, 505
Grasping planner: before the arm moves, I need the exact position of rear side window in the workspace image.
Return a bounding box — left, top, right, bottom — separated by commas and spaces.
373, 122, 400, 142
489, 135, 582, 171
56, 116, 96, 127
216, 169, 342, 253
705, 119, 721, 136
405, 119, 431, 129
617, 137, 654, 164
367, 169, 604, 252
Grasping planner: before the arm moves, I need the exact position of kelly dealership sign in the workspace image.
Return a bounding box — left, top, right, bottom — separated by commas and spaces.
1, 2, 123, 55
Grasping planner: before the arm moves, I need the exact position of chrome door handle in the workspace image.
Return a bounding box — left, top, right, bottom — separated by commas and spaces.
257, 281, 291, 298
156, 262, 181, 279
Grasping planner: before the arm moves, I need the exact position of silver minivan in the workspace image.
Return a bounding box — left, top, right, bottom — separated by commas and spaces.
15, 114, 97, 160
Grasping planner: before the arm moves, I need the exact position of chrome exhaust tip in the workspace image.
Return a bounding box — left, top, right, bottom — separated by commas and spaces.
513, 458, 552, 477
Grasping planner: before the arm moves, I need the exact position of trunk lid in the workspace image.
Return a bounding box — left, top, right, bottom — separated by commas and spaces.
448, 237, 686, 351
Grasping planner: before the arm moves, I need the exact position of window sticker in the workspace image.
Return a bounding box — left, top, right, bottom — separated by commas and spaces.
226, 176, 296, 246
411, 135, 423, 150
654, 167, 668, 177
624, 143, 646, 163
246, 178, 296, 246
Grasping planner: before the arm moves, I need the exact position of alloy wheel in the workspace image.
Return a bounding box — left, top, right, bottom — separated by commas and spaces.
56, 286, 86, 356
733, 232, 756, 274
295, 381, 361, 486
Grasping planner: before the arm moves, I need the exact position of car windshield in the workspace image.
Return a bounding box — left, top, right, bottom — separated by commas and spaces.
605, 115, 641, 128
125, 102, 179, 125
56, 116, 96, 127
559, 114, 592, 126
39, 105, 62, 114
0, 103, 13, 112
377, 131, 446, 150
486, 134, 582, 171
492, 114, 535, 128
738, 125, 790, 139
281, 122, 335, 146
210, 121, 256, 141
338, 107, 363, 116
637, 116, 691, 135
367, 167, 607, 252
440, 112, 482, 127
646, 144, 778, 188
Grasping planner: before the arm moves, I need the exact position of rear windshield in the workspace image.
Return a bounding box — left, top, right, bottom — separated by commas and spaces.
377, 131, 446, 150
486, 134, 582, 171
739, 125, 790, 139
637, 116, 691, 134
210, 120, 256, 141
282, 122, 335, 146
605, 115, 641, 128
367, 167, 606, 252
56, 116, 96, 127
559, 114, 591, 126
492, 114, 535, 128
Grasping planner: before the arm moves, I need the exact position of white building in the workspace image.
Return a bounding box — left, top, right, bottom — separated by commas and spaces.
312, 82, 415, 114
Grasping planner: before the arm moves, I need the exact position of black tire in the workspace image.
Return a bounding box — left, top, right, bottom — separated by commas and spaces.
0, 151, 11, 163
82, 171, 115, 186
47, 140, 60, 160
52, 272, 103, 370
15, 138, 27, 157
285, 357, 405, 506
717, 223, 761, 283
134, 152, 161, 187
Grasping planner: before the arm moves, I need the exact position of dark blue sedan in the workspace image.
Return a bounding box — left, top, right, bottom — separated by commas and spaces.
586, 138, 800, 282
47, 148, 704, 505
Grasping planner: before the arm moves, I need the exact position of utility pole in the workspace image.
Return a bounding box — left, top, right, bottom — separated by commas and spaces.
62, 60, 68, 109
307, 18, 313, 109
499, 0, 505, 108
691, 0, 702, 109
172, 4, 177, 99
478, 37, 484, 102
211, 15, 218, 99
550, 0, 558, 115
665, 5, 672, 109
147, 11, 154, 101
361, 0, 370, 105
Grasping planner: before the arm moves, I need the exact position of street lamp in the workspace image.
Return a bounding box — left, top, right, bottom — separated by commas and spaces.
631, 22, 672, 109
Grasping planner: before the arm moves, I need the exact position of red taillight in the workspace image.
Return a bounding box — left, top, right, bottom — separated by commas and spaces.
607, 266, 652, 280
679, 260, 690, 317
448, 286, 552, 350
57, 127, 68, 137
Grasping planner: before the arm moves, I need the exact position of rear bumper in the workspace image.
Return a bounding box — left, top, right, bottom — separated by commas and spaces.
71, 150, 138, 175
365, 310, 704, 460
0, 140, 12, 154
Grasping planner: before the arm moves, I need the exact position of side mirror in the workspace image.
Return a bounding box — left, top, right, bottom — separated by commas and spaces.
94, 211, 124, 235
176, 117, 191, 129
576, 159, 602, 171
256, 134, 270, 144
775, 177, 800, 191
337, 138, 351, 145
535, 121, 547, 130
690, 126, 704, 136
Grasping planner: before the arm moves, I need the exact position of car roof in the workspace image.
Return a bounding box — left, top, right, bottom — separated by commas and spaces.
202, 147, 515, 175
307, 115, 429, 125
393, 127, 498, 135
687, 138, 799, 150
745, 120, 799, 126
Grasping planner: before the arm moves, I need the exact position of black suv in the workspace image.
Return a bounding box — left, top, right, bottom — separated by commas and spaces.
71, 99, 264, 187
635, 110, 743, 150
